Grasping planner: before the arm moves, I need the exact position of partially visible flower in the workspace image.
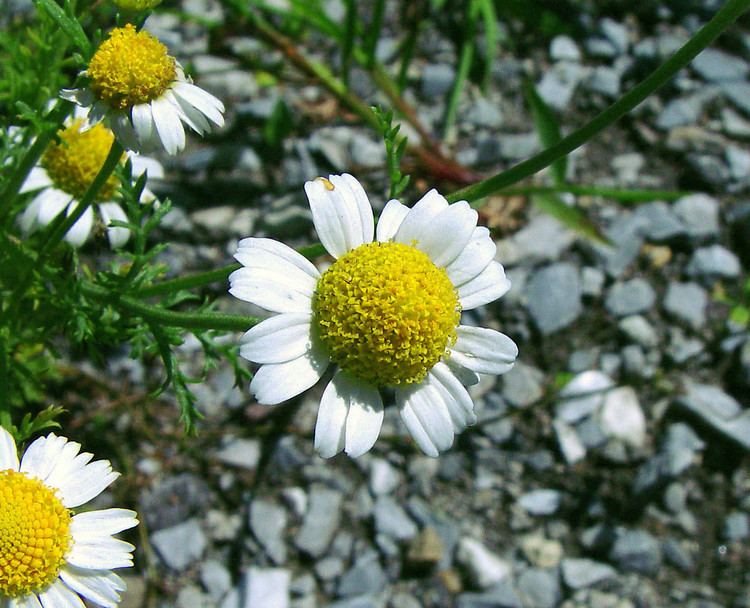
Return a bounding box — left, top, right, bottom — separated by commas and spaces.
0, 426, 138, 607
19, 110, 162, 248
113, 0, 162, 10
230, 173, 518, 458
63, 24, 224, 155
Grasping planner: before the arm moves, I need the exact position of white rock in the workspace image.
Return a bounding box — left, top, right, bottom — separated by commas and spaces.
599, 387, 647, 448
243, 568, 290, 608
456, 537, 512, 588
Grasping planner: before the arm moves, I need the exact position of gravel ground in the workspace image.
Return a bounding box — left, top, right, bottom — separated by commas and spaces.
35, 0, 750, 606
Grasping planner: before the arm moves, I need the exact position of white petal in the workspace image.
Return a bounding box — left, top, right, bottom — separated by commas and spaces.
229, 266, 315, 314
249, 342, 329, 404
313, 377, 348, 458
36, 190, 71, 226
38, 579, 85, 608
375, 198, 410, 242
393, 189, 449, 245
304, 174, 374, 258
397, 382, 454, 457
172, 90, 211, 135
131, 103, 155, 147
171, 81, 225, 126
0, 426, 19, 471
446, 226, 497, 286
234, 237, 320, 279
19, 196, 44, 235
130, 154, 164, 180
59, 568, 125, 608
450, 325, 518, 375
20, 433, 68, 480
344, 381, 383, 458
239, 313, 314, 364
99, 202, 130, 249
108, 112, 140, 152
429, 362, 477, 431
63, 203, 94, 248
151, 96, 185, 155
20, 167, 53, 193
410, 200, 478, 268
445, 358, 481, 387
66, 536, 135, 570
71, 509, 138, 538
458, 261, 511, 310
9, 595, 42, 608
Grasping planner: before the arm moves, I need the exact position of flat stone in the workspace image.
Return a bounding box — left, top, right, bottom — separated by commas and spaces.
561, 558, 617, 589
587, 66, 621, 97
663, 537, 695, 572
557, 371, 615, 423
656, 96, 705, 130
550, 35, 581, 62
673, 194, 720, 241
722, 81, 750, 116
216, 437, 261, 469
536, 62, 587, 110
693, 48, 748, 82
599, 387, 646, 448
609, 529, 662, 575
686, 245, 742, 280
516, 568, 561, 608
456, 582, 523, 608
467, 98, 504, 128
337, 551, 388, 598
581, 267, 605, 297
605, 279, 656, 317
633, 201, 686, 242
663, 282, 707, 329
456, 537, 512, 589
501, 362, 544, 408
407, 526, 444, 567
373, 496, 418, 541
600, 17, 629, 53
369, 459, 401, 496
724, 512, 750, 540
200, 560, 232, 600
518, 489, 562, 516
294, 486, 342, 557
421, 63, 455, 97
619, 315, 659, 348
676, 382, 750, 450
498, 215, 576, 266
553, 419, 586, 464
593, 213, 646, 277
727, 145, 750, 180
525, 263, 582, 334
520, 535, 563, 568
249, 499, 287, 564
151, 519, 207, 571
243, 568, 290, 608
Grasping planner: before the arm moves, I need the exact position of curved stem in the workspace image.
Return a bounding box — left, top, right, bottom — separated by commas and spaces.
81, 281, 259, 332
497, 184, 691, 202
136, 263, 241, 298
447, 0, 750, 203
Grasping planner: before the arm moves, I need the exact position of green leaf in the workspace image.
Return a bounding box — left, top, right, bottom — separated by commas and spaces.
34, 0, 90, 55
523, 80, 566, 185
531, 193, 607, 244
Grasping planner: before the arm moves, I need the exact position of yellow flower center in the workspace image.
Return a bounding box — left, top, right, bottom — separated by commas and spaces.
0, 470, 72, 598
87, 24, 176, 109
41, 119, 121, 201
313, 241, 460, 386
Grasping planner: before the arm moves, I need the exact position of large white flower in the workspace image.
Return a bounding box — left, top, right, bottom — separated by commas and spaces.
0, 426, 138, 607
18, 111, 162, 248
62, 24, 224, 156
229, 173, 518, 458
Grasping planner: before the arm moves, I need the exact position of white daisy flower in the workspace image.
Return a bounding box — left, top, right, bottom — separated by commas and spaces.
0, 426, 138, 607
229, 174, 518, 458
18, 112, 163, 248
62, 24, 224, 156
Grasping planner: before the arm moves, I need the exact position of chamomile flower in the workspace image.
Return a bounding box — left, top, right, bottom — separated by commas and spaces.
229, 174, 518, 458
62, 24, 224, 155
0, 426, 138, 607
19, 112, 163, 248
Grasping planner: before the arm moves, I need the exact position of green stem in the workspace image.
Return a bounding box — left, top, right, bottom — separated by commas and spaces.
496, 184, 692, 202
81, 281, 259, 332
137, 264, 241, 298
447, 0, 750, 203
443, 7, 477, 139
0, 102, 71, 223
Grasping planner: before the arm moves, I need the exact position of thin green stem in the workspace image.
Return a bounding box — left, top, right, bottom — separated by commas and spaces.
496, 184, 692, 202
81, 281, 260, 332
0, 102, 71, 223
447, 0, 750, 203
443, 6, 477, 139
137, 264, 241, 298
364, 0, 386, 68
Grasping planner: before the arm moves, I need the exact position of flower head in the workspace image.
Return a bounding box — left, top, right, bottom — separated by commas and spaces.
229, 174, 518, 458
19, 110, 163, 248
62, 24, 225, 155
0, 426, 138, 606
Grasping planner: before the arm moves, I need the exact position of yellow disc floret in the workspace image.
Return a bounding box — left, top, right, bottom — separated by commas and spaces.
313, 241, 461, 386
87, 24, 176, 109
0, 470, 72, 598
42, 119, 121, 201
